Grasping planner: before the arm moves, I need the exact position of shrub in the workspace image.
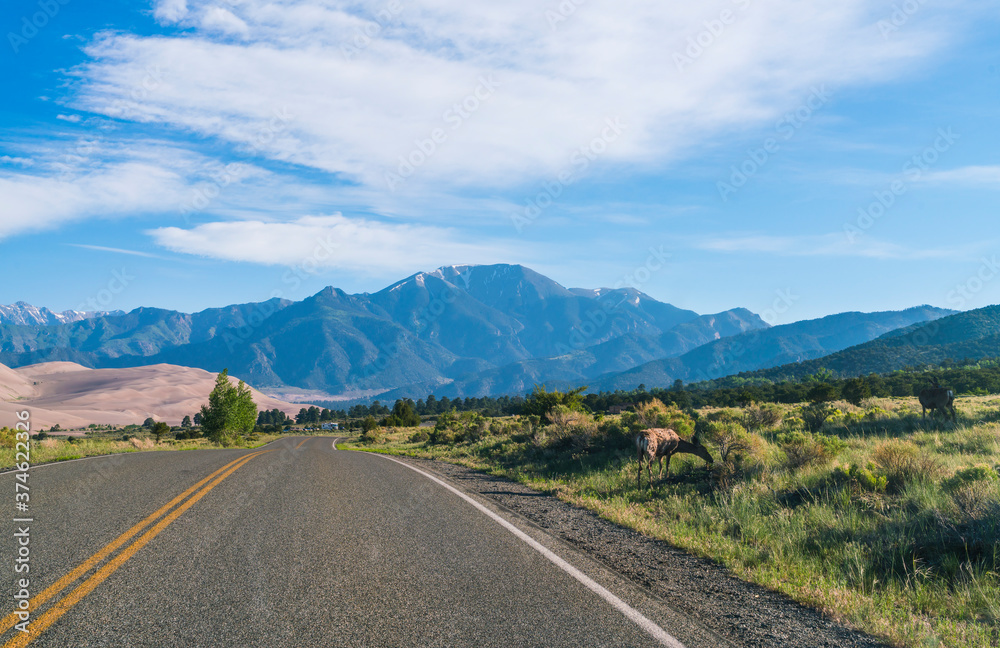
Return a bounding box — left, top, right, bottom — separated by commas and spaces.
942, 464, 999, 492
870, 439, 942, 492
778, 431, 846, 469
800, 403, 836, 432
359, 427, 385, 445
701, 420, 764, 466
408, 429, 429, 443
0, 427, 16, 449
631, 400, 694, 437
741, 403, 782, 432
949, 480, 1000, 522
835, 464, 888, 493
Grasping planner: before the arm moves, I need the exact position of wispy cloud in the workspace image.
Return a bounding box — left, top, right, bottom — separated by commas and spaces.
694, 233, 964, 260
68, 244, 170, 259
147, 213, 522, 274
70, 0, 951, 195
917, 165, 1000, 187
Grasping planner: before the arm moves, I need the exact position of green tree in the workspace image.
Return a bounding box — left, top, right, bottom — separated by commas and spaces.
199, 369, 257, 446
151, 421, 170, 444
522, 385, 588, 422
385, 399, 421, 427
142, 417, 155, 429
807, 382, 837, 404
841, 377, 872, 406
181, 415, 192, 428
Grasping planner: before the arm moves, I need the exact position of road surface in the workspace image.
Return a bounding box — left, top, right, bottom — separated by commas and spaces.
1, 437, 727, 647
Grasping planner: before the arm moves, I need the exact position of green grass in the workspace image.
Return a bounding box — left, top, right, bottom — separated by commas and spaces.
343, 396, 1000, 648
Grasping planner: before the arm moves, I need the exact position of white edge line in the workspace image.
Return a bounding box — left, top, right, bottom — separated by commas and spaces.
366, 451, 687, 648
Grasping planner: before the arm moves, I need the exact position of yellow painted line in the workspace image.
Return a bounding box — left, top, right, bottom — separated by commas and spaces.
0, 451, 265, 639
294, 438, 309, 450
4, 449, 272, 648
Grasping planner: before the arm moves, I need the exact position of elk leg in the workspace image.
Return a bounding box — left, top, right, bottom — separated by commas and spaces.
663, 453, 673, 479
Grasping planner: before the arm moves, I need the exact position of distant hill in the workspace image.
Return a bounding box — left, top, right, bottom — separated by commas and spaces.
0, 264, 766, 398
590, 305, 956, 391
730, 304, 1000, 383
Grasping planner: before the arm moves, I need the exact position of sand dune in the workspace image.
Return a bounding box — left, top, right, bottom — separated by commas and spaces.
0, 362, 313, 429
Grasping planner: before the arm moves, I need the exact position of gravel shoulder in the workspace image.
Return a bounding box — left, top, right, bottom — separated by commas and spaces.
389, 453, 894, 648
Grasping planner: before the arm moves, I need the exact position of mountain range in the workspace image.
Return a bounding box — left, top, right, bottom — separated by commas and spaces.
0, 264, 962, 400
0, 301, 124, 327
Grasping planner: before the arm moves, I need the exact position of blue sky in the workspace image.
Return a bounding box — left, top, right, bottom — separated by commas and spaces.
2, 0, 999, 324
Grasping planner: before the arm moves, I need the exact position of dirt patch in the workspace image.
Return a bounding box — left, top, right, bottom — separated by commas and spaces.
397, 455, 891, 648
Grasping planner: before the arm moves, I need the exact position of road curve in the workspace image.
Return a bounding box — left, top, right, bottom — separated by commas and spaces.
1, 437, 728, 647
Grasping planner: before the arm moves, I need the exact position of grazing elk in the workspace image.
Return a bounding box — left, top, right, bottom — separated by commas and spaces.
635, 427, 714, 489
918, 378, 956, 423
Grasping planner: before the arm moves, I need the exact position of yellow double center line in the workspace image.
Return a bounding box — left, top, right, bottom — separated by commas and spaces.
1, 449, 273, 647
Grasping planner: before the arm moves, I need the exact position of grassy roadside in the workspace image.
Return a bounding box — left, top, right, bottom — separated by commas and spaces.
0, 433, 288, 470
341, 396, 1000, 648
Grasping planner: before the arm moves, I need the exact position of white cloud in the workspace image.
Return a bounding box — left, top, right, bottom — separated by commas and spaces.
0, 156, 34, 167
147, 214, 517, 274
695, 233, 962, 260
200, 7, 250, 38
918, 165, 1000, 187
0, 162, 187, 239
153, 0, 188, 24
71, 0, 954, 195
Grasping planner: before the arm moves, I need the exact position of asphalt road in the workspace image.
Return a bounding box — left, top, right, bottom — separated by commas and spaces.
0, 438, 728, 648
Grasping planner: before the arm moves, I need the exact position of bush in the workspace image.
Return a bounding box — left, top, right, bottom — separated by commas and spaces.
942, 464, 999, 492
631, 399, 694, 436
835, 464, 888, 493
741, 403, 782, 432
408, 429, 429, 443
542, 406, 598, 450
359, 427, 385, 445
778, 431, 846, 469
800, 403, 836, 432
871, 439, 942, 492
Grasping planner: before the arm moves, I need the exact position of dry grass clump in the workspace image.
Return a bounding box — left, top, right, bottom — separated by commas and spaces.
129, 437, 156, 450
871, 439, 943, 492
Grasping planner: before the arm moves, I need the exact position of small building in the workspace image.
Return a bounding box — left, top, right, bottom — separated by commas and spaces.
321, 422, 339, 430
608, 403, 636, 415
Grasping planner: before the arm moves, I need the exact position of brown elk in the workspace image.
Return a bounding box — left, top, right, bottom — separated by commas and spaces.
918, 378, 956, 422
635, 428, 714, 489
